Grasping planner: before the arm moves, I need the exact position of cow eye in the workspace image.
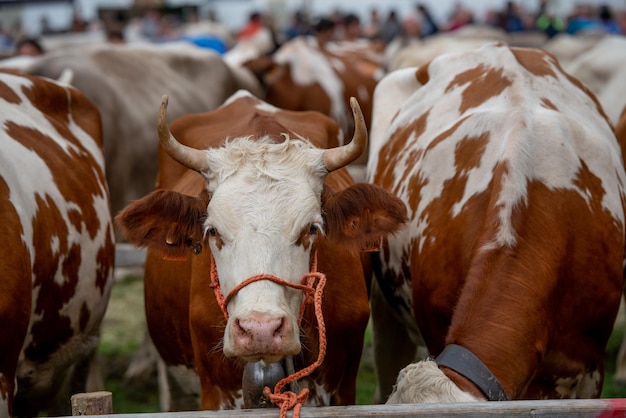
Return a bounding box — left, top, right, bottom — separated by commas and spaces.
309, 223, 323, 235
204, 225, 217, 238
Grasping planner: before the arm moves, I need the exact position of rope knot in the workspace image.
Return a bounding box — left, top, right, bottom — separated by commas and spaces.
264, 386, 310, 417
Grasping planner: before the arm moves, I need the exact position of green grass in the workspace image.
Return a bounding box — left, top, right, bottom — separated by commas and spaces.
99, 275, 160, 413
602, 311, 626, 399
99, 274, 626, 412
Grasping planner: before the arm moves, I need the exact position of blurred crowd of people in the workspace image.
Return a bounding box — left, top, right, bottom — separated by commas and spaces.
1, 0, 624, 59
271, 1, 626, 46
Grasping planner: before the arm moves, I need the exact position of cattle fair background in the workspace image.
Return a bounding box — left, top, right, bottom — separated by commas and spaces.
2, 0, 626, 416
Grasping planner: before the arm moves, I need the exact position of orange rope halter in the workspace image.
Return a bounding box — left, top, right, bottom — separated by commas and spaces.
209, 252, 327, 418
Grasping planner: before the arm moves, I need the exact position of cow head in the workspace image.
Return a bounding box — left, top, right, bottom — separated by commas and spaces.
117, 95, 406, 364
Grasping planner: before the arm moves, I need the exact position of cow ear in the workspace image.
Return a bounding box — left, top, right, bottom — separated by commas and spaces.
322, 183, 408, 250
115, 189, 210, 260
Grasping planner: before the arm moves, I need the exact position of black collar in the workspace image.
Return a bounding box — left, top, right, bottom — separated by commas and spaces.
435, 344, 508, 401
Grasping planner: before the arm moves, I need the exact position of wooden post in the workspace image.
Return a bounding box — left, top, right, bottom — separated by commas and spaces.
71, 391, 113, 415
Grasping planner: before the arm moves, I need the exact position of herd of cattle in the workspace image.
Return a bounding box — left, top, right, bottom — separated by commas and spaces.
1, 23, 626, 417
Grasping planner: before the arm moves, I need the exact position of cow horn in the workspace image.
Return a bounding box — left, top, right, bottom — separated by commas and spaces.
322, 97, 368, 172
158, 95, 210, 172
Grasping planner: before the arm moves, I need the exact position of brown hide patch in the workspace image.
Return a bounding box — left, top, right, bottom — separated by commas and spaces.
27, 193, 76, 362
416, 63, 430, 85
455, 133, 490, 173
116, 189, 210, 259
0, 176, 31, 411
573, 159, 606, 214
5, 121, 104, 240
322, 183, 407, 250
374, 110, 430, 193
446, 65, 512, 114
265, 65, 332, 117
0, 79, 21, 104
540, 98, 558, 111
295, 225, 316, 250
23, 77, 104, 148
511, 48, 558, 79
406, 118, 473, 213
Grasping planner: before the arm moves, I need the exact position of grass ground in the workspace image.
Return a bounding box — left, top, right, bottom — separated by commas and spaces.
99, 274, 626, 412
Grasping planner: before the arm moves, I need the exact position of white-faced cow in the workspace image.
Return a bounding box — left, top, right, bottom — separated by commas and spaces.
366, 42, 626, 403
22, 42, 262, 215
0, 71, 115, 417
116, 90, 407, 411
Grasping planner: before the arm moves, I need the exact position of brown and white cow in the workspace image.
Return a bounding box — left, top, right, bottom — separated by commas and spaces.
116, 90, 407, 411
0, 71, 115, 417
366, 42, 626, 403
242, 36, 384, 145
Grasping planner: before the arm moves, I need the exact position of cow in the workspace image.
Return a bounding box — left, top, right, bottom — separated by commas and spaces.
0, 70, 115, 417
563, 35, 626, 125
366, 42, 626, 404
115, 89, 407, 411
241, 35, 383, 170
22, 42, 262, 215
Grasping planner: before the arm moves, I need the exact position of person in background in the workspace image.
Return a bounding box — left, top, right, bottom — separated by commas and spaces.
445, 2, 475, 31
363, 8, 382, 40
283, 11, 309, 41
535, 0, 564, 38
500, 1, 526, 32
14, 37, 45, 56
598, 4, 623, 34
342, 13, 363, 41
566, 4, 599, 34
313, 17, 335, 48
381, 10, 403, 44
416, 3, 438, 37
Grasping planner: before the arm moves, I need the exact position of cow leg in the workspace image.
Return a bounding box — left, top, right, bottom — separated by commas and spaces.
157, 359, 200, 412
370, 278, 420, 403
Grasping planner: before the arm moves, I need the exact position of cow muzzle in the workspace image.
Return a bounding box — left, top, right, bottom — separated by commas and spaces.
227, 311, 300, 362
210, 253, 326, 363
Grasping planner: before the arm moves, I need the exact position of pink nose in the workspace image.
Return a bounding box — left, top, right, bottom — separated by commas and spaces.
233, 312, 288, 355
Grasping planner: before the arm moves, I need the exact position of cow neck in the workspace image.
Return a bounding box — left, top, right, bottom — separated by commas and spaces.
209, 252, 327, 418
435, 344, 508, 401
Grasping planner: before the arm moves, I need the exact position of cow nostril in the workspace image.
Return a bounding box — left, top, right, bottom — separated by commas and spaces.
274, 318, 284, 336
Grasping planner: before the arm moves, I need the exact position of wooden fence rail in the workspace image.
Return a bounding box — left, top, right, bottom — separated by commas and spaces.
68, 394, 626, 418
